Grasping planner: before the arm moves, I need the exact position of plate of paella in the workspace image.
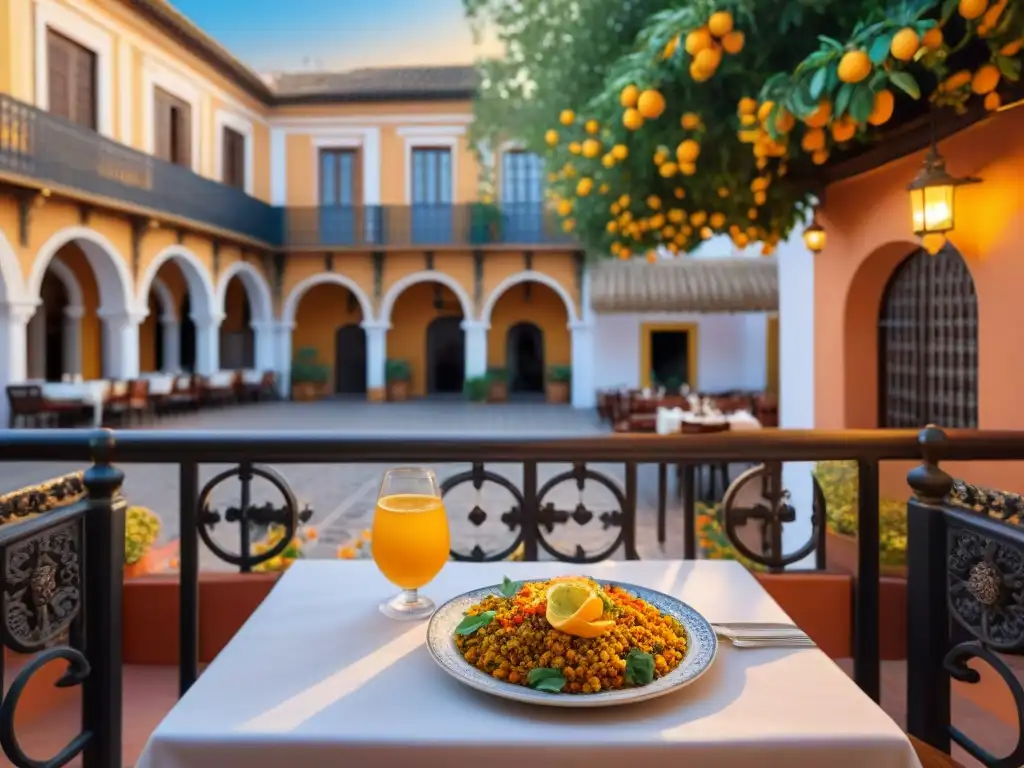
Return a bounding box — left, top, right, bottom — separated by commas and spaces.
426, 575, 718, 707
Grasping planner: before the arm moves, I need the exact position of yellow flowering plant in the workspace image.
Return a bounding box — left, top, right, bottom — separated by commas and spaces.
252, 523, 320, 572
695, 503, 765, 571
125, 506, 161, 566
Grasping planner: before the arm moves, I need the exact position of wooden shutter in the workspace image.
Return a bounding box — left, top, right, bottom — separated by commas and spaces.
174, 100, 191, 167
46, 29, 96, 130
154, 87, 191, 167
46, 30, 73, 121
73, 43, 97, 130
222, 126, 246, 189
153, 89, 172, 162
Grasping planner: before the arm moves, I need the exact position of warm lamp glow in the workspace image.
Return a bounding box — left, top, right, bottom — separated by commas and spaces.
804, 220, 826, 253
906, 144, 979, 237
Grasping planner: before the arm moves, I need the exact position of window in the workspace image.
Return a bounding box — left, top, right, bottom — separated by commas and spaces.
411, 147, 452, 204
878, 245, 978, 428
319, 148, 361, 205
641, 323, 697, 390
222, 126, 246, 190
502, 150, 544, 242
154, 87, 191, 167
46, 29, 97, 130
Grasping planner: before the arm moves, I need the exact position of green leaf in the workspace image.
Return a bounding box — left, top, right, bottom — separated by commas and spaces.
850, 85, 876, 124
499, 576, 521, 598
889, 70, 921, 99
817, 35, 844, 51
997, 56, 1021, 82
526, 667, 566, 693
455, 610, 496, 635
834, 82, 855, 117
869, 33, 894, 65
624, 649, 656, 686
809, 67, 828, 100
940, 0, 959, 23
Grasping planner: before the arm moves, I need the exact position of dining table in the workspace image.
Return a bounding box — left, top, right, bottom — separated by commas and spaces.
40, 380, 109, 427
135, 560, 921, 768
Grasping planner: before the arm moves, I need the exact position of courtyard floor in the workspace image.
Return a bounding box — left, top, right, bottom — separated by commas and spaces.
0, 401, 704, 570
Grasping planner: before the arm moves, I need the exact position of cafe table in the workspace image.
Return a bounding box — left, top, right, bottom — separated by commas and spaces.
136, 560, 921, 768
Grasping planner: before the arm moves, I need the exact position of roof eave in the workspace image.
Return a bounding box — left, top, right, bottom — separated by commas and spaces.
272, 89, 478, 106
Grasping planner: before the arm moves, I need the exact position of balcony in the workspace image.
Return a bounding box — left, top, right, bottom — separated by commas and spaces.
0, 94, 573, 251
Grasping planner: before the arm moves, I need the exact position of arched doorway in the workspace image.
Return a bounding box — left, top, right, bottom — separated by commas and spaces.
507, 322, 544, 393
427, 316, 465, 394
878, 244, 978, 428
217, 263, 275, 372
180, 294, 197, 372
334, 324, 367, 394
41, 273, 68, 381
220, 278, 254, 370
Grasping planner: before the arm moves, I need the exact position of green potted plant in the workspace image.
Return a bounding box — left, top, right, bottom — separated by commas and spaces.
290, 347, 329, 401
470, 201, 504, 244
385, 359, 412, 401
546, 364, 572, 403
124, 505, 162, 578
464, 375, 490, 403
486, 367, 509, 402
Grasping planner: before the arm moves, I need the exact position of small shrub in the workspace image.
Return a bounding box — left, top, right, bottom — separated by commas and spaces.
125, 506, 161, 566
385, 359, 412, 382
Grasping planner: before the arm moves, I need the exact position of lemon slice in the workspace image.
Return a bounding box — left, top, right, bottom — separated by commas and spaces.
546, 582, 609, 637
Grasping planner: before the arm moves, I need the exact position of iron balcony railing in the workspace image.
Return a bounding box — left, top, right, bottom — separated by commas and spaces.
0, 94, 574, 250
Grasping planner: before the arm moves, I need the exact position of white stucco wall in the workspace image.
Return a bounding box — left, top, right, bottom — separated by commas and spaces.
592, 311, 770, 393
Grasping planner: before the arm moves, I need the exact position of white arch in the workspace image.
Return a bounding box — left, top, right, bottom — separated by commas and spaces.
283, 273, 374, 326
0, 229, 26, 303
216, 261, 273, 324
28, 227, 133, 314
379, 270, 474, 324
149, 277, 177, 322
136, 245, 216, 321
42, 258, 84, 310
480, 270, 579, 325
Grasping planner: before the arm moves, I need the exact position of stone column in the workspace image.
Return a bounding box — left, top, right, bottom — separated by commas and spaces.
192, 311, 225, 376
62, 305, 84, 377
569, 320, 595, 409
361, 321, 388, 401
97, 309, 144, 380
0, 301, 37, 426
26, 306, 45, 380
251, 320, 277, 373
161, 317, 181, 372
461, 320, 488, 380
277, 321, 295, 398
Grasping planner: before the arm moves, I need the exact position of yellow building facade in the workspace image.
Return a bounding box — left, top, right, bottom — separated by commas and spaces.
0, 0, 591, 410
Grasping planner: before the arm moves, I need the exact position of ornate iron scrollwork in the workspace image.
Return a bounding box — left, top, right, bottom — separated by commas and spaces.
0, 473, 86, 527
197, 464, 306, 569
441, 463, 525, 562
2, 519, 82, 653
949, 480, 1024, 526
720, 463, 821, 569
947, 528, 1024, 651
534, 463, 634, 563
0, 646, 92, 768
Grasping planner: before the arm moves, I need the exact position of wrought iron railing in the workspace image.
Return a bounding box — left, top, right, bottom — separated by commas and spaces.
0, 94, 573, 249
0, 427, 1022, 767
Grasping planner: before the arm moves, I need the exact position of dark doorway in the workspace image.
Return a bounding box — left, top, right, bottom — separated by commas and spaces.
650, 330, 690, 389
426, 316, 464, 394
151, 296, 164, 371
507, 322, 544, 393
42, 273, 67, 382
180, 295, 196, 372
334, 324, 367, 394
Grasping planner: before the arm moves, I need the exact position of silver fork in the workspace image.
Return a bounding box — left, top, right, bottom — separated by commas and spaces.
712, 622, 816, 648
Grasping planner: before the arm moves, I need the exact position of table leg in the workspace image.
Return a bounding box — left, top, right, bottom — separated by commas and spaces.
94, 402, 104, 428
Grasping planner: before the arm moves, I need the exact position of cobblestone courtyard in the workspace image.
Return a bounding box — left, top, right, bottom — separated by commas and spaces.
0, 401, 703, 569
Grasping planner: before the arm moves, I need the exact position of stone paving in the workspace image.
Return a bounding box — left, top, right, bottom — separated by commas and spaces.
0, 401, 711, 570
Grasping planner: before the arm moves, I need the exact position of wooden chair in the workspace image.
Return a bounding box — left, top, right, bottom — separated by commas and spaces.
102, 381, 131, 425
127, 379, 151, 424
909, 736, 963, 768
7, 385, 47, 428
167, 374, 198, 413
257, 371, 277, 401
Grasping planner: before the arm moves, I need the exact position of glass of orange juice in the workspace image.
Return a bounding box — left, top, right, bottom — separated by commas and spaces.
372, 467, 450, 620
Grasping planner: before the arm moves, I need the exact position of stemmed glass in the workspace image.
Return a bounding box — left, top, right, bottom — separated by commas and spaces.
371, 467, 450, 620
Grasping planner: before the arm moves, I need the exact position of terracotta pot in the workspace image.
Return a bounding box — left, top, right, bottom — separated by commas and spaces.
387, 379, 411, 402
825, 529, 907, 579
124, 549, 161, 579
488, 380, 508, 402
545, 380, 570, 403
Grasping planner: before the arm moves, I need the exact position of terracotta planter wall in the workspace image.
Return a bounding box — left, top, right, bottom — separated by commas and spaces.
488, 381, 508, 402
546, 381, 569, 403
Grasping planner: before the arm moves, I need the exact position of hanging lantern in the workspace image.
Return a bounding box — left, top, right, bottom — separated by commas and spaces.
907, 143, 980, 239
803, 213, 826, 253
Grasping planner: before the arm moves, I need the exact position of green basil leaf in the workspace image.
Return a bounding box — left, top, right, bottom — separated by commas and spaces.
624, 649, 656, 686
869, 33, 894, 65
889, 70, 921, 99
499, 576, 521, 598
809, 67, 828, 100
455, 610, 496, 635
850, 85, 876, 124
527, 667, 566, 692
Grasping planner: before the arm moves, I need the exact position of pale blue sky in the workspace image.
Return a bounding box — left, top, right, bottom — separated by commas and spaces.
172, 0, 499, 73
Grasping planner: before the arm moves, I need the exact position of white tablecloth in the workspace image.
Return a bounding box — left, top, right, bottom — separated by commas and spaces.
241, 369, 263, 385
206, 371, 236, 388
41, 380, 108, 426
656, 407, 762, 434
137, 561, 919, 768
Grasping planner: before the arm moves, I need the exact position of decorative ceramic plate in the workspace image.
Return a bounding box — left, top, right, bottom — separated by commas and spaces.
426, 579, 718, 708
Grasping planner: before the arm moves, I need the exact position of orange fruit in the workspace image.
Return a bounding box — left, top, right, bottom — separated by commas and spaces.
708, 10, 734, 37
830, 116, 857, 142
663, 34, 680, 60
738, 97, 758, 115
620, 85, 640, 108
568, 141, 581, 155
922, 26, 944, 50
601, 154, 615, 168
757, 100, 775, 123
612, 143, 629, 160
1000, 39, 1023, 56
544, 129, 558, 146
637, 89, 667, 119
958, 0, 988, 20
971, 64, 1000, 94
606, 221, 618, 233
685, 27, 714, 55
740, 113, 757, 126
681, 112, 702, 129
582, 138, 602, 157
868, 89, 895, 126
804, 101, 832, 127
556, 199, 573, 216
721, 30, 745, 54
943, 70, 972, 91
985, 91, 1001, 111
754, 190, 767, 206
775, 108, 796, 133
692, 47, 721, 79
801, 127, 826, 152
710, 212, 726, 228
811, 149, 830, 165
890, 28, 920, 61
561, 219, 575, 233
659, 162, 679, 178
679, 162, 697, 175
622, 108, 644, 130
576, 178, 594, 196
838, 50, 872, 83
559, 109, 575, 126
747, 207, 758, 220
676, 138, 701, 162
585, 119, 600, 134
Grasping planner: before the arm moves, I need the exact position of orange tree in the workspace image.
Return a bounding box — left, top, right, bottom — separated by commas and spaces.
466, 0, 1023, 259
